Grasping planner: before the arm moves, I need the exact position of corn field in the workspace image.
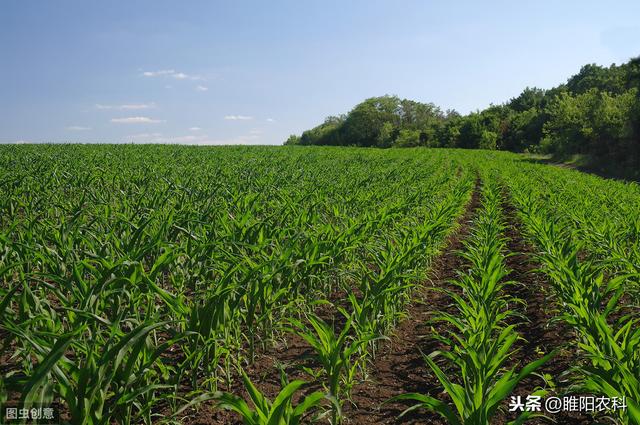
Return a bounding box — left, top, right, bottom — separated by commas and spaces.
0, 145, 638, 424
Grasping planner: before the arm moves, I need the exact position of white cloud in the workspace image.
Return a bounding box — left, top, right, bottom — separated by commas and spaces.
196, 85, 208, 91
66, 126, 92, 131
249, 129, 262, 135
111, 117, 164, 124
178, 73, 201, 81
121, 103, 156, 110
189, 127, 202, 131
142, 69, 175, 77
142, 69, 201, 81
96, 103, 155, 110
266, 118, 275, 122
224, 115, 253, 120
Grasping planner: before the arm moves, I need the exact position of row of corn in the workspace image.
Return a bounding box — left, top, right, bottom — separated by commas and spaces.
508, 173, 640, 424
395, 176, 553, 424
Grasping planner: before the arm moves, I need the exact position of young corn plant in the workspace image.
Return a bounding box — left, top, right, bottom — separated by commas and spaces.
288, 314, 375, 424
512, 190, 640, 424
4, 318, 178, 425
395, 180, 553, 424
178, 284, 238, 392
213, 370, 325, 425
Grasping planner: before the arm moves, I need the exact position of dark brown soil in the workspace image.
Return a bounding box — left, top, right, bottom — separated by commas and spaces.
174, 278, 374, 423
499, 197, 594, 425
137, 190, 611, 424
343, 178, 482, 424
3, 179, 608, 425
173, 331, 325, 424
188, 179, 483, 425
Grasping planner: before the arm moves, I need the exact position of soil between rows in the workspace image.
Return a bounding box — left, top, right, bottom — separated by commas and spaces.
498, 197, 593, 424
175, 194, 600, 424
340, 185, 597, 425
185, 178, 483, 425
2, 179, 599, 425
342, 177, 482, 424
138, 188, 608, 425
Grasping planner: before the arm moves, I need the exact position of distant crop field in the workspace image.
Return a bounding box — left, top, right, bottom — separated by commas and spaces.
0, 145, 638, 424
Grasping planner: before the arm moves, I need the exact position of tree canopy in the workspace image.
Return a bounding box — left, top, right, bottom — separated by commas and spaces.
286, 56, 640, 179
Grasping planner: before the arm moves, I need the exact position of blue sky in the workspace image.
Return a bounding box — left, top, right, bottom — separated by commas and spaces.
1, 1, 639, 145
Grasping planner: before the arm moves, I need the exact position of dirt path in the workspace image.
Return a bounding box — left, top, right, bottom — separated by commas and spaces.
344, 178, 482, 424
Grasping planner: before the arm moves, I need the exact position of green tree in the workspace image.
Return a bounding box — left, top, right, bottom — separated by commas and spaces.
541, 88, 637, 160
508, 87, 546, 112
341, 96, 400, 147
394, 129, 422, 147
566, 63, 627, 95
457, 114, 484, 149
284, 134, 301, 145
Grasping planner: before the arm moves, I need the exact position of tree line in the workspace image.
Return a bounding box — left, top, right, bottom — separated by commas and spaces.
285, 56, 640, 179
